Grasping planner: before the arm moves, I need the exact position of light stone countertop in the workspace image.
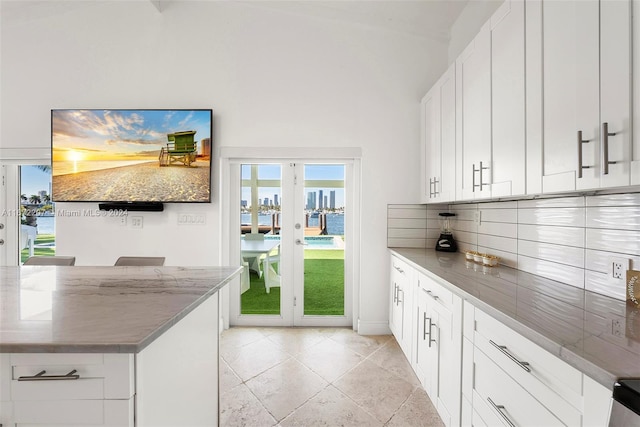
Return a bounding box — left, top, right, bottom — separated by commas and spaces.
0, 265, 241, 353
390, 248, 640, 388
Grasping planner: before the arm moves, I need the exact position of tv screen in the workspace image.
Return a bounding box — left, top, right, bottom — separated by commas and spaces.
51, 109, 212, 203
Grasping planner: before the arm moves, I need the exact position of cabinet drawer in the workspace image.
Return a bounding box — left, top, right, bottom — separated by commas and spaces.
391, 256, 410, 280
10, 353, 134, 401
418, 274, 454, 310
474, 348, 570, 427
13, 397, 134, 426
474, 309, 583, 421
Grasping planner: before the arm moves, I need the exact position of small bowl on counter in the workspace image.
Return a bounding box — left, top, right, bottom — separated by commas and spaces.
473, 253, 485, 264
465, 250, 477, 261
482, 254, 499, 267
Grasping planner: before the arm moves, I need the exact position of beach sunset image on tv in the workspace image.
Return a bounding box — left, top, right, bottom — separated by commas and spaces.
52, 109, 212, 202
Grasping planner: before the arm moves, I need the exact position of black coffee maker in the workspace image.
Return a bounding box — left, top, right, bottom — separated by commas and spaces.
435, 212, 457, 252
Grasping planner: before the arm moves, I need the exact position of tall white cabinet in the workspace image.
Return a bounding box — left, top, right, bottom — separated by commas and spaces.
537, 0, 631, 193
490, 0, 526, 198
455, 22, 492, 201
421, 63, 456, 203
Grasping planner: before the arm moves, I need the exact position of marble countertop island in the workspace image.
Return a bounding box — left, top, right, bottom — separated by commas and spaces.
0, 265, 241, 353
390, 248, 640, 388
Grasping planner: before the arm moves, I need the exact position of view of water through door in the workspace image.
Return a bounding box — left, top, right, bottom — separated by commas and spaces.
238, 162, 346, 325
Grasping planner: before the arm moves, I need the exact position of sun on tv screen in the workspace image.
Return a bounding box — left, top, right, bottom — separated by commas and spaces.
51, 109, 212, 203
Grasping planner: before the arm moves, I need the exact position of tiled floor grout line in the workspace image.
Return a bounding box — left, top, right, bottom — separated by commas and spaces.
220, 328, 439, 427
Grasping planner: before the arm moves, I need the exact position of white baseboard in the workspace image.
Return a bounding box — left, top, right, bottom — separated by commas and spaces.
357, 319, 392, 335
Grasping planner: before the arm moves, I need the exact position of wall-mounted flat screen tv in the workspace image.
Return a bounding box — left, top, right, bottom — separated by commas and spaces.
51, 109, 212, 203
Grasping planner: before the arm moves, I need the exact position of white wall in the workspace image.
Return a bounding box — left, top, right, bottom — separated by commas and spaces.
0, 1, 448, 329
447, 0, 503, 64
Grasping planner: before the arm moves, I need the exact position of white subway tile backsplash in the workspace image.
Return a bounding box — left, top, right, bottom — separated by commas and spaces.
478, 234, 517, 254
517, 224, 585, 248
585, 249, 639, 274
586, 228, 640, 256
387, 192, 640, 301
387, 218, 428, 229
388, 228, 428, 239
518, 255, 585, 289
518, 197, 585, 208
585, 270, 626, 300
479, 208, 517, 223
480, 200, 518, 209
518, 240, 584, 268
453, 230, 477, 246
586, 193, 640, 207
586, 206, 640, 230
477, 246, 517, 268
518, 207, 585, 227
478, 221, 517, 238
387, 238, 428, 248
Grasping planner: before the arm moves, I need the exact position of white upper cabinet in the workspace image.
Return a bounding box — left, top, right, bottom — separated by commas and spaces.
421, 63, 456, 203
490, 0, 526, 198
537, 0, 631, 193
455, 22, 492, 201
632, 0, 640, 184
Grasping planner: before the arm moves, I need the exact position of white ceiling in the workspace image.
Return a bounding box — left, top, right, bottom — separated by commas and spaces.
2, 0, 470, 42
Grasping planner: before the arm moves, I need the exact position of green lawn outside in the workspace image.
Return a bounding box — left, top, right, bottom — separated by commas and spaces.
20, 233, 55, 263
241, 249, 345, 316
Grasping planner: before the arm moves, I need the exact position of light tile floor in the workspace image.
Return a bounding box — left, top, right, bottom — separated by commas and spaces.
220, 327, 445, 427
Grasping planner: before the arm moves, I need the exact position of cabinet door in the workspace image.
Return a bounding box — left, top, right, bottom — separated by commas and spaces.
438, 64, 456, 203
421, 86, 440, 203
422, 64, 455, 204
389, 262, 402, 341
600, 0, 631, 189
456, 22, 491, 201
490, 0, 526, 197
414, 287, 434, 395
542, 0, 599, 192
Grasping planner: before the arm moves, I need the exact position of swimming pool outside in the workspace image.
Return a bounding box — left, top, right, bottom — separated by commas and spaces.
262, 235, 344, 249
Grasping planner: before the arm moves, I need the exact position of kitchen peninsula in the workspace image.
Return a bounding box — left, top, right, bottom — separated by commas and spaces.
0, 265, 241, 426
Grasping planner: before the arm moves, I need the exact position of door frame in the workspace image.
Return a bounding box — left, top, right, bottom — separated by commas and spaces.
0, 149, 51, 266
219, 147, 362, 329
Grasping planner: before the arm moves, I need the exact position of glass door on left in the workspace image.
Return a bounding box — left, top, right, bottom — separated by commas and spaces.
239, 164, 283, 316
0, 164, 55, 266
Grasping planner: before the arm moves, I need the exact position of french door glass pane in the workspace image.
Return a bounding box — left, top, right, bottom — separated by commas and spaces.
303, 164, 345, 316
240, 164, 282, 315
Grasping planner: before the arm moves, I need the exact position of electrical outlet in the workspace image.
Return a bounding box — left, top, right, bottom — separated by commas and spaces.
131, 216, 143, 229
610, 257, 630, 280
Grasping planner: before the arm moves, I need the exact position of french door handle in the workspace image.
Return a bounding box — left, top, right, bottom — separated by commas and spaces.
295, 239, 308, 246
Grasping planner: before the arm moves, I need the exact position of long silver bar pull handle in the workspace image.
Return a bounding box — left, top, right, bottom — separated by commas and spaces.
577, 130, 592, 178
472, 164, 479, 192
602, 122, 618, 175
426, 317, 436, 348
489, 340, 531, 372
433, 177, 440, 196
18, 369, 79, 381
479, 161, 490, 191
425, 289, 439, 300
423, 312, 428, 340
487, 397, 516, 427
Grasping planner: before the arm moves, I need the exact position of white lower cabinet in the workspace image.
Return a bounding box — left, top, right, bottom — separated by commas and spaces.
463, 302, 612, 427
390, 254, 613, 427
390, 255, 414, 358
2, 353, 134, 426
414, 273, 462, 427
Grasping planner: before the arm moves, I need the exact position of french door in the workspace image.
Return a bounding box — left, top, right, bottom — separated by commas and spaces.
224, 158, 357, 327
